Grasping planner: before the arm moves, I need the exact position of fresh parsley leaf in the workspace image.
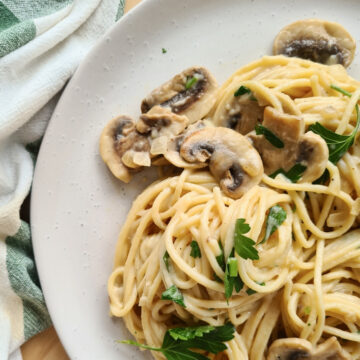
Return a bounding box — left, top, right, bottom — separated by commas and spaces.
228, 257, 238, 277
163, 251, 170, 271
169, 326, 214, 341
216, 241, 226, 271
185, 76, 198, 90
260, 205, 287, 244
234, 276, 244, 293
161, 285, 186, 308
309, 105, 360, 164
120, 323, 235, 360
304, 306, 311, 315
224, 250, 244, 300
246, 281, 265, 295
190, 241, 201, 258
234, 219, 259, 260
312, 169, 330, 185
213, 272, 223, 283
269, 163, 307, 183
162, 48, 167, 54
330, 84, 352, 97
234, 85, 251, 97
255, 124, 284, 148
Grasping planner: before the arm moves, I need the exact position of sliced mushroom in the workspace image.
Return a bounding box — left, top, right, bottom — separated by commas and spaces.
180, 127, 263, 198
99, 116, 150, 183
164, 120, 210, 169
267, 337, 351, 360
273, 19, 356, 67
136, 105, 189, 157
212, 88, 264, 135
141, 66, 218, 123
248, 106, 328, 183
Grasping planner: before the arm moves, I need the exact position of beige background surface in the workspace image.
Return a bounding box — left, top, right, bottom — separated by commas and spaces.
21, 0, 142, 358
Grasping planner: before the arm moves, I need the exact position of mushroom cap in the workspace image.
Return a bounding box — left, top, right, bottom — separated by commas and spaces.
164, 120, 210, 169
212, 86, 264, 135
180, 127, 264, 199
267, 337, 351, 360
136, 105, 190, 158
273, 19, 356, 67
99, 115, 150, 183
141, 66, 218, 123
249, 106, 328, 183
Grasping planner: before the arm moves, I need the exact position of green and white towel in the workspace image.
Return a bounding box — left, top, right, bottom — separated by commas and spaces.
0, 1, 125, 359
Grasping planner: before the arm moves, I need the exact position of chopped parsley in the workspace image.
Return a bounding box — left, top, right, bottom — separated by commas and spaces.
216, 241, 226, 270
162, 48, 167, 54
163, 251, 170, 271
161, 285, 186, 308
120, 323, 235, 360
255, 124, 284, 148
246, 281, 265, 295
234, 85, 251, 97
190, 241, 201, 258
224, 251, 243, 300
234, 219, 259, 260
185, 76, 198, 90
309, 84, 360, 164
269, 163, 307, 183
304, 306, 311, 315
260, 205, 287, 244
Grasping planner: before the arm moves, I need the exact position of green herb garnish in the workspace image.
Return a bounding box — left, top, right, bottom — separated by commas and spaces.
224, 253, 243, 300
216, 241, 226, 270
161, 285, 186, 308
234, 85, 251, 97
309, 105, 360, 164
269, 163, 307, 183
163, 251, 170, 271
310, 84, 360, 164
330, 84, 352, 97
234, 219, 259, 260
304, 306, 311, 315
162, 48, 167, 54
312, 169, 330, 185
185, 76, 198, 90
120, 323, 235, 360
246, 282, 265, 295
260, 205, 287, 244
255, 124, 284, 148
190, 241, 201, 258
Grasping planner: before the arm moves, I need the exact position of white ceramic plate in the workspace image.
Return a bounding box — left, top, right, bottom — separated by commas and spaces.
31, 0, 360, 359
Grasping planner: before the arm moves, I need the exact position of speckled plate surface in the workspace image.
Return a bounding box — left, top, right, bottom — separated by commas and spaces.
31, 0, 360, 359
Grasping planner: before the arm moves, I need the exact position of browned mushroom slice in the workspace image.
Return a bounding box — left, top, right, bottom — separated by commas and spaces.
164, 120, 209, 169
99, 116, 150, 183
213, 89, 264, 135
136, 105, 189, 157
273, 19, 356, 67
180, 127, 263, 199
267, 337, 351, 360
248, 106, 328, 183
141, 66, 218, 123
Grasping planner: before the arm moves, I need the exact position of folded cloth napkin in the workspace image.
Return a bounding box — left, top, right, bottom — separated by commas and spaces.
0, 1, 125, 359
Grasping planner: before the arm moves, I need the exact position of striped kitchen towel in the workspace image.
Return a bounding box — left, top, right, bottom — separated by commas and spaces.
0, 1, 125, 359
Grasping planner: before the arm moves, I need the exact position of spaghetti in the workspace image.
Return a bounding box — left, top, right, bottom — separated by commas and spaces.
107, 56, 360, 359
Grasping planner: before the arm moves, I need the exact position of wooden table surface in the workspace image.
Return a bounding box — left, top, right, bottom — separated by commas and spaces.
20, 0, 142, 358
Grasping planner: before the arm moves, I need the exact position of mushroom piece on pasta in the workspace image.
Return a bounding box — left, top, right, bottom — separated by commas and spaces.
136, 105, 189, 158
141, 66, 218, 123
273, 19, 356, 67
99, 115, 151, 183
267, 336, 351, 360
180, 127, 264, 198
212, 86, 265, 135
248, 106, 328, 183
